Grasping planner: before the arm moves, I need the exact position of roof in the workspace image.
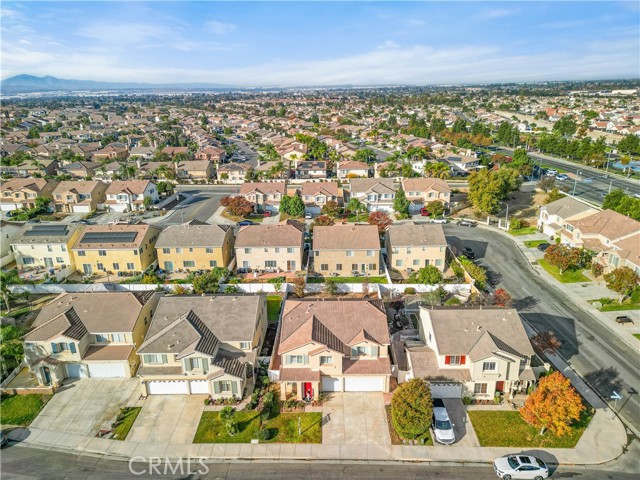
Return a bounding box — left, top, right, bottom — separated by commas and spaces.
155, 221, 231, 248
571, 209, 640, 241
349, 178, 397, 195
610, 232, 640, 267
239, 181, 286, 196
83, 345, 133, 362
24, 292, 157, 342
407, 346, 472, 382
422, 307, 535, 359
300, 181, 338, 197
218, 162, 251, 172
13, 222, 80, 245
72, 223, 160, 249
387, 222, 447, 247
542, 196, 597, 219
402, 178, 451, 194
313, 224, 380, 250
52, 180, 105, 195
338, 160, 369, 170
235, 222, 303, 248
0, 178, 49, 193
105, 180, 152, 195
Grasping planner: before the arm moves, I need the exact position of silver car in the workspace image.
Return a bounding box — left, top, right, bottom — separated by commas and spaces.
493, 455, 549, 480
432, 405, 455, 445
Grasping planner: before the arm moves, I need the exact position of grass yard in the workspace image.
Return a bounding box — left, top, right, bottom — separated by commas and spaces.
509, 227, 540, 236
524, 240, 549, 248
0, 394, 49, 426
634, 334, 640, 340
384, 405, 433, 445
588, 298, 640, 312
266, 295, 283, 323
468, 409, 592, 448
345, 213, 369, 222
193, 410, 322, 444
307, 276, 387, 284
112, 407, 141, 441
538, 259, 591, 283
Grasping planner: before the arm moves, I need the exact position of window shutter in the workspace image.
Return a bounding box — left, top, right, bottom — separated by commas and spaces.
231, 382, 238, 395
203, 358, 209, 373
351, 348, 357, 357
184, 359, 191, 371
51, 342, 58, 354
69, 343, 77, 354
371, 346, 379, 357
444, 356, 451, 365
460, 356, 466, 365
303, 354, 309, 365
213, 382, 220, 394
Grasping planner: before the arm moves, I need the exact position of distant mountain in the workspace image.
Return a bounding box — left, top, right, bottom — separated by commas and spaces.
1, 74, 237, 94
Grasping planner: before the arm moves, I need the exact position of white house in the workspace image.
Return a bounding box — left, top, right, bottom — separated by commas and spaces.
104, 180, 158, 213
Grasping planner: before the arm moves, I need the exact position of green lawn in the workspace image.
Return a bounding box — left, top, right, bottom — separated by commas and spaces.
0, 394, 49, 426
345, 213, 369, 222
509, 227, 539, 236
524, 240, 549, 248
468, 410, 592, 448
266, 295, 283, 323
588, 299, 640, 312
307, 276, 387, 284
193, 410, 322, 444
112, 407, 141, 441
538, 259, 591, 283
633, 334, 640, 340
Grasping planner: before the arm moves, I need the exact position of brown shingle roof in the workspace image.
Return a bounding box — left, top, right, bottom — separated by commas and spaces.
313, 224, 380, 250
387, 222, 447, 247
105, 180, 152, 195
235, 222, 303, 248
572, 209, 640, 240
83, 345, 133, 361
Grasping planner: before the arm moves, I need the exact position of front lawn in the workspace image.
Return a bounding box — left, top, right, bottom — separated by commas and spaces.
509, 227, 539, 236
633, 334, 640, 340
266, 295, 283, 323
345, 213, 369, 222
221, 209, 264, 223
112, 407, 141, 441
538, 259, 590, 283
193, 410, 322, 444
468, 409, 592, 448
307, 276, 387, 284
524, 240, 549, 248
1, 394, 49, 426
589, 298, 640, 312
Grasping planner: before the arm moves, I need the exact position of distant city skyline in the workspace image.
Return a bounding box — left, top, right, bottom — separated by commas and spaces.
2, 1, 639, 87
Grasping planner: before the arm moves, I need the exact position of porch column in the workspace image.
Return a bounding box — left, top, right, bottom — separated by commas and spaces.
280, 382, 287, 401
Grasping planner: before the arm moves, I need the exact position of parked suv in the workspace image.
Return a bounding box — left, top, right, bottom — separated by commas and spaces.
432, 399, 455, 445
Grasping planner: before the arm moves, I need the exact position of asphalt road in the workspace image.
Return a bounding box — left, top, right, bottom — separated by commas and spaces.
443, 224, 640, 435
226, 137, 260, 169
1, 447, 637, 480
157, 186, 238, 226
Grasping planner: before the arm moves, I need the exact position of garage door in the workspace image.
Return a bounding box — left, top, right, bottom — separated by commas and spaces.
190, 380, 209, 394
321, 376, 341, 392
66, 363, 86, 379
429, 383, 463, 399
72, 205, 91, 213
344, 376, 384, 392
147, 380, 189, 395
87, 363, 127, 378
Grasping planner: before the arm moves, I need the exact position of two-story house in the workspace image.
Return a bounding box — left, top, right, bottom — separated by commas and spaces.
445, 155, 481, 173
0, 158, 58, 178
336, 160, 369, 179
23, 292, 161, 386
195, 146, 226, 163
272, 298, 391, 400
299, 181, 340, 216
0, 178, 58, 212
57, 161, 102, 179
295, 160, 327, 179
12, 222, 83, 272
51, 180, 108, 213
537, 196, 599, 239
70, 223, 161, 275
402, 178, 452, 212
313, 224, 381, 276
235, 221, 304, 273
402, 307, 537, 399
604, 232, 640, 275
156, 220, 235, 272
239, 181, 286, 214
386, 222, 448, 275
137, 295, 267, 397
175, 160, 214, 180
349, 178, 397, 213
217, 162, 252, 184
104, 180, 158, 213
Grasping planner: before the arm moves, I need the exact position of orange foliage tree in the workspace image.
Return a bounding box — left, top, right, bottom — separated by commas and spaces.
520, 371, 585, 436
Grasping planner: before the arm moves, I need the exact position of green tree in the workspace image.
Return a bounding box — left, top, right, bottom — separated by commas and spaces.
27, 127, 40, 139
393, 188, 410, 217
324, 278, 338, 296
468, 169, 521, 214
0, 325, 26, 372
544, 188, 564, 204
410, 266, 443, 285
288, 195, 306, 218
425, 201, 444, 218
346, 198, 366, 217
321, 200, 340, 217
617, 134, 640, 156
279, 195, 291, 215
604, 267, 640, 302
553, 116, 578, 136
191, 268, 229, 294
424, 161, 451, 179
353, 148, 377, 163
544, 244, 581, 274
391, 378, 433, 439
0, 269, 24, 312
602, 189, 626, 211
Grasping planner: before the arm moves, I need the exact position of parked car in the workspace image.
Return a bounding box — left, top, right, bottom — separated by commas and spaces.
536, 243, 551, 252
432, 402, 455, 445
493, 454, 549, 479
555, 174, 569, 181
420, 208, 430, 216
546, 169, 558, 176
237, 220, 257, 226
456, 220, 477, 227
615, 315, 634, 325
305, 212, 313, 219
431, 218, 449, 224
462, 247, 475, 259
263, 210, 272, 217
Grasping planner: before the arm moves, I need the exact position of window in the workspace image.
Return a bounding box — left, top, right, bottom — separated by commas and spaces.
275, 247, 280, 253
56, 257, 64, 263
189, 248, 194, 252
482, 362, 497, 372
367, 250, 374, 257
244, 248, 252, 254
22, 257, 35, 265
26, 342, 36, 351
112, 263, 120, 270
219, 380, 232, 392
162, 248, 170, 254
352, 346, 368, 357
396, 259, 404, 267
320, 263, 328, 271
413, 259, 420, 266
133, 250, 138, 256
97, 263, 104, 271
95, 334, 108, 343
186, 357, 206, 371
183, 260, 195, 268
126, 262, 135, 270
351, 263, 358, 271
265, 260, 277, 268
77, 250, 86, 257
320, 356, 332, 365
368, 263, 376, 271
110, 333, 125, 342
435, 259, 443, 267
346, 250, 354, 257
176, 248, 183, 253
143, 354, 168, 365
98, 250, 106, 256
205, 247, 214, 254
58, 342, 70, 351
286, 355, 306, 365
240, 342, 250, 350
47, 245, 53, 252
446, 355, 463, 365
209, 260, 218, 267
264, 247, 269, 253
406, 248, 412, 254
474, 383, 488, 394
336, 264, 342, 271
287, 247, 294, 254
61, 245, 66, 252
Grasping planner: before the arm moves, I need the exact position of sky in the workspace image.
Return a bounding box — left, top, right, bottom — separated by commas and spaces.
1, 1, 639, 87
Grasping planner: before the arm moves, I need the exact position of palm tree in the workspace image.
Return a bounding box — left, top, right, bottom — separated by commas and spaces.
0, 269, 24, 313
30, 159, 46, 175
347, 198, 366, 219
154, 164, 173, 180
424, 161, 451, 180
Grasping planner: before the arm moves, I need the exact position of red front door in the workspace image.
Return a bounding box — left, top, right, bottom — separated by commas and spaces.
496, 381, 504, 393
303, 382, 313, 399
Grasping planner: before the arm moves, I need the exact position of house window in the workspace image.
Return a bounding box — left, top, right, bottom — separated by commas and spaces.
162, 248, 170, 254
189, 248, 194, 252
368, 263, 376, 271
175, 247, 183, 254
61, 245, 66, 252
97, 262, 104, 271
367, 250, 374, 257
98, 250, 107, 256
186, 357, 207, 371
446, 355, 463, 365
110, 333, 125, 342
286, 355, 306, 365
336, 264, 342, 271
351, 263, 358, 271
26, 343, 36, 351
474, 383, 488, 394
482, 362, 497, 372
412, 259, 420, 266
96, 334, 109, 343
209, 260, 218, 267
77, 251, 86, 256
435, 259, 443, 267
320, 356, 332, 365
320, 263, 329, 271
219, 381, 232, 392
396, 259, 404, 267
183, 260, 195, 268
22, 257, 35, 265
133, 250, 139, 256
351, 346, 368, 357
240, 342, 250, 350
265, 260, 277, 268
264, 248, 269, 253
112, 263, 120, 270
47, 245, 53, 252
205, 247, 214, 254
126, 262, 135, 270
346, 251, 354, 257
58, 342, 70, 351
56, 257, 64, 263
287, 247, 294, 254
406, 248, 412, 254
275, 247, 280, 253
143, 354, 168, 365
244, 248, 252, 254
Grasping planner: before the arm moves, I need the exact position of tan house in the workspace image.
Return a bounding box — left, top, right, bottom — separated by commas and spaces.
70, 223, 161, 275
195, 146, 226, 163
272, 298, 391, 400
92, 144, 129, 161
217, 162, 252, 184
0, 158, 58, 178
235, 221, 304, 273
336, 160, 369, 179
386, 223, 447, 274
156, 220, 235, 272
58, 161, 101, 178
175, 160, 214, 180
0, 178, 58, 212
402, 178, 452, 212
349, 178, 397, 213
23, 292, 161, 386
605, 232, 640, 275
313, 224, 381, 276
299, 181, 340, 215
537, 196, 599, 239
137, 295, 267, 397
52, 180, 108, 213
239, 181, 286, 213
12, 223, 82, 272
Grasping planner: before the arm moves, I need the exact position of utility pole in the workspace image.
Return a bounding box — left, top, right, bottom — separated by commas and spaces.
572, 170, 581, 196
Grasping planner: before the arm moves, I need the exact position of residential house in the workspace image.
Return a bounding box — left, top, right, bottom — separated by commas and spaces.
336, 160, 369, 179
605, 233, 640, 275
92, 144, 129, 161
239, 181, 286, 214
58, 161, 102, 178
272, 298, 391, 400
386, 223, 447, 274
0, 221, 25, 267
217, 162, 251, 184
0, 178, 57, 212
52, 180, 108, 213
299, 181, 340, 215
235, 221, 304, 273
349, 178, 397, 213
12, 222, 82, 272
162, 146, 189, 157
537, 196, 599, 239
23, 292, 161, 386
402, 178, 452, 212
0, 158, 58, 178
129, 146, 156, 160
195, 146, 226, 163
445, 155, 481, 174
156, 220, 235, 272
137, 295, 267, 397
295, 160, 327, 179
104, 180, 158, 213
174, 160, 214, 180
313, 224, 381, 276
70, 223, 161, 275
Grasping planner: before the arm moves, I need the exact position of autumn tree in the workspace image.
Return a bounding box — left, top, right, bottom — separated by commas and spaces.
530, 331, 562, 355
292, 276, 306, 298
225, 196, 254, 217
543, 244, 581, 274
321, 200, 340, 217
537, 176, 556, 193
391, 378, 433, 439
492, 288, 513, 307
312, 215, 334, 227
604, 267, 640, 302
367, 211, 392, 234
544, 188, 565, 204
520, 371, 585, 436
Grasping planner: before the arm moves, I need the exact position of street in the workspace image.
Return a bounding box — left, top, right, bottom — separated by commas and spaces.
1, 446, 637, 480
226, 137, 260, 169
443, 224, 640, 435
157, 186, 238, 226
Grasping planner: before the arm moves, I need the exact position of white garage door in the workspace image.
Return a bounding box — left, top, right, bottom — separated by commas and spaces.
72, 205, 91, 213
87, 363, 127, 378
190, 380, 209, 394
147, 380, 189, 395
429, 383, 463, 399
344, 376, 384, 392
321, 376, 341, 392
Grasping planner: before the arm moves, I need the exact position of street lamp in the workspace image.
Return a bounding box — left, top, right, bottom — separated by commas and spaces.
501, 201, 509, 228
572, 170, 582, 196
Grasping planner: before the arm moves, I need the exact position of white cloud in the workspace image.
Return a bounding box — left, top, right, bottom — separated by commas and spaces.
475, 9, 520, 20
205, 20, 236, 35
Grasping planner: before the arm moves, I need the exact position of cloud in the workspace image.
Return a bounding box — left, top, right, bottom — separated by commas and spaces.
475, 8, 520, 20
205, 20, 236, 35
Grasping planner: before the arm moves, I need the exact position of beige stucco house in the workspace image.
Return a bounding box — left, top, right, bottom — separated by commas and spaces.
299, 181, 340, 215
239, 181, 286, 213
234, 221, 304, 273
312, 224, 381, 276
12, 222, 82, 273
52, 180, 108, 213
402, 178, 452, 212
0, 178, 58, 212
386, 222, 448, 274
537, 196, 598, 239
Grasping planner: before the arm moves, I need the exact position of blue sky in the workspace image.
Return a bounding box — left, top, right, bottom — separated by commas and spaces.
2, 1, 638, 86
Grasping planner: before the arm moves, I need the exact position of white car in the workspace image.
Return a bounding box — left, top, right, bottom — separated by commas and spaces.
430, 218, 449, 224
432, 405, 455, 445
546, 169, 558, 176
493, 455, 549, 480
555, 174, 569, 181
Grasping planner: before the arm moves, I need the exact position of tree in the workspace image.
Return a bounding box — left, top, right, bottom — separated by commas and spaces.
530, 331, 562, 355
543, 244, 581, 274
27, 127, 40, 139
468, 169, 521, 214
0, 269, 24, 312
618, 134, 640, 156
324, 278, 338, 296
143, 196, 153, 209
602, 189, 640, 221
321, 200, 340, 217
425, 201, 444, 218
424, 161, 451, 179
346, 198, 366, 217
393, 188, 410, 217
191, 268, 229, 294
292, 276, 306, 298
0, 325, 26, 372
410, 266, 443, 285
520, 371, 585, 436
536, 176, 556, 193
367, 211, 392, 234
312, 215, 334, 227
391, 378, 433, 439
458, 257, 487, 289
553, 116, 578, 137
604, 267, 640, 302
225, 196, 254, 217
492, 288, 513, 307
544, 188, 564, 204
288, 195, 305, 218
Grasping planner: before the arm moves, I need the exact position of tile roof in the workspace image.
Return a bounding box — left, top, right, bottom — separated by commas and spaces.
279, 367, 320, 381
402, 178, 451, 194
313, 224, 380, 250
387, 222, 447, 247
239, 181, 286, 196
235, 222, 303, 248
542, 196, 597, 219
342, 357, 391, 375
155, 222, 231, 248
105, 180, 152, 195
571, 209, 640, 240
83, 345, 133, 361
349, 178, 397, 195
407, 346, 472, 382
300, 181, 339, 197
52, 180, 105, 195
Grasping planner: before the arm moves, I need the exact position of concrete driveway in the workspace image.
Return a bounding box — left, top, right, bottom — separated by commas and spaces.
127, 395, 205, 444
29, 378, 139, 436
322, 392, 390, 445
439, 399, 480, 447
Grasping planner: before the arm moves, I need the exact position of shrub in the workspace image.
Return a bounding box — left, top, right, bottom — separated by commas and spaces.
324, 278, 338, 296
292, 276, 306, 298
256, 427, 272, 441
591, 263, 603, 278
404, 287, 417, 295
391, 378, 433, 439
220, 406, 235, 421
450, 260, 465, 279
444, 297, 461, 306
462, 397, 473, 405
509, 217, 527, 230
172, 284, 191, 295
224, 285, 240, 294
225, 420, 239, 436
494, 393, 502, 405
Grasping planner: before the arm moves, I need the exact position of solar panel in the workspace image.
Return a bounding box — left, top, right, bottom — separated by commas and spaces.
81, 232, 138, 244
23, 225, 69, 237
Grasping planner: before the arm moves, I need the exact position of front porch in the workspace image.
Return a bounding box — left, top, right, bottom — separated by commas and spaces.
279, 368, 320, 401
